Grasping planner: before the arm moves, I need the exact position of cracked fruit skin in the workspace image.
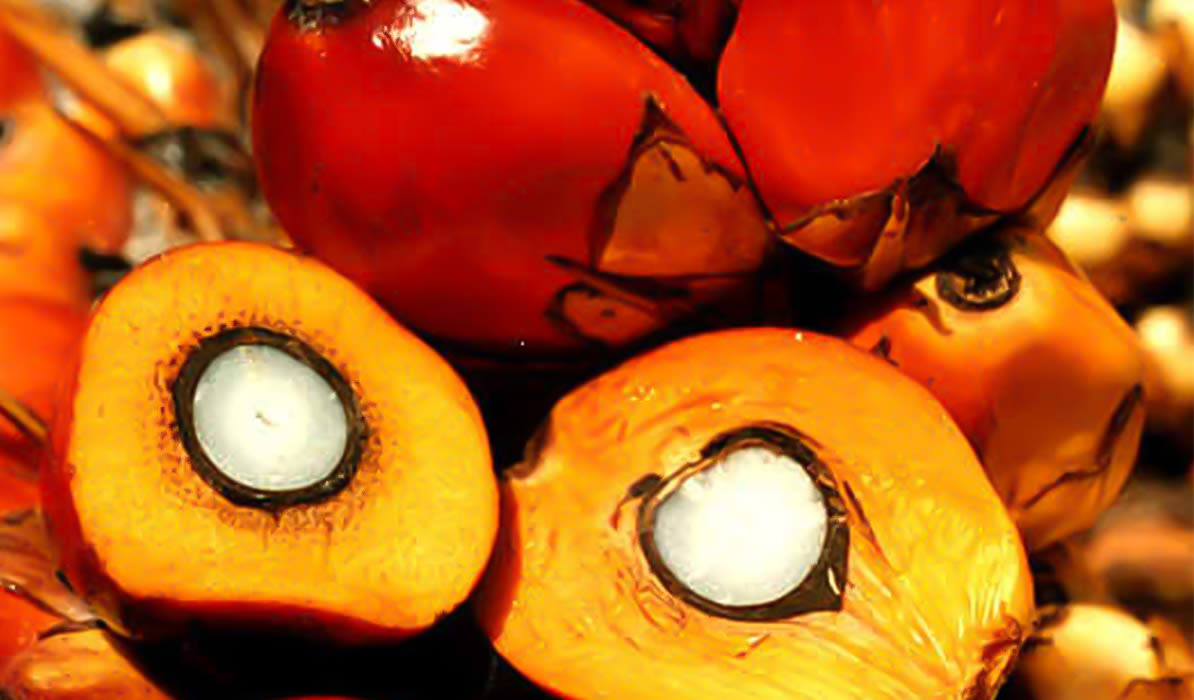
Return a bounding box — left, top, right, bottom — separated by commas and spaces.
842, 226, 1146, 551
41, 242, 497, 643
478, 328, 1033, 700
252, 0, 769, 359
719, 0, 1115, 279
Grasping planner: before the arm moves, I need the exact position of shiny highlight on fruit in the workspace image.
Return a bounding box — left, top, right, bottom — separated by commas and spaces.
253, 0, 769, 358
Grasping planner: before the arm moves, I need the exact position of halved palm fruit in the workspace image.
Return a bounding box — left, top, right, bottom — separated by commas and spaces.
842, 225, 1147, 550
42, 242, 498, 643
478, 328, 1033, 700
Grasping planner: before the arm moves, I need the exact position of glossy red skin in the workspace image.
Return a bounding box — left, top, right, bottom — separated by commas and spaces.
719, 0, 1115, 225
253, 0, 745, 357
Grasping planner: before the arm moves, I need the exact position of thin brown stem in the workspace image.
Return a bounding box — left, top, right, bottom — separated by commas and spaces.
0, 1, 162, 134
247, 0, 280, 27
61, 113, 226, 243
0, 0, 169, 137
210, 0, 266, 71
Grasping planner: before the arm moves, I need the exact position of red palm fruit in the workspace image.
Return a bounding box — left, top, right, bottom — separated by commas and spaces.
0, 25, 41, 110
719, 0, 1115, 287
840, 225, 1146, 550
580, 0, 737, 70
253, 0, 770, 359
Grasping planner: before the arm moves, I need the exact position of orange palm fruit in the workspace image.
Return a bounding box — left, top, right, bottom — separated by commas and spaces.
71, 30, 236, 136
478, 329, 1033, 700
0, 472, 59, 666
41, 242, 498, 643
0, 297, 88, 425
0, 204, 91, 308
1, 628, 172, 700
841, 225, 1147, 551
0, 502, 71, 666
1003, 605, 1194, 700
0, 297, 87, 487
0, 300, 84, 664
0, 594, 58, 668
0, 101, 132, 255
0, 25, 41, 110
1136, 305, 1193, 450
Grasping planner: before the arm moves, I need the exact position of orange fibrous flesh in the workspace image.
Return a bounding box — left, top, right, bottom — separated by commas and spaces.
51, 242, 497, 640
480, 329, 1033, 700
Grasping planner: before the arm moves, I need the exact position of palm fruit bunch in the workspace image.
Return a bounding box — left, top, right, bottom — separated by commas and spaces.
0, 0, 1190, 698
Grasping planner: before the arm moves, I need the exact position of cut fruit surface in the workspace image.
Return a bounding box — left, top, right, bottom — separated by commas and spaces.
479, 328, 1033, 700
42, 242, 498, 642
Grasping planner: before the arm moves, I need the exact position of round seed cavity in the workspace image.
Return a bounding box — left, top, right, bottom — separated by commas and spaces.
191, 343, 349, 493
650, 445, 828, 608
